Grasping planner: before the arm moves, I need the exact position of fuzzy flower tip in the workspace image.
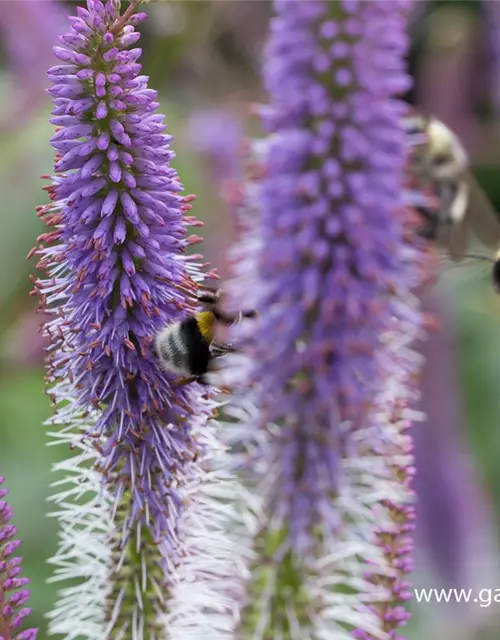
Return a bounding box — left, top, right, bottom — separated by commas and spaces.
219, 0, 426, 638
32, 1, 235, 638
0, 478, 38, 640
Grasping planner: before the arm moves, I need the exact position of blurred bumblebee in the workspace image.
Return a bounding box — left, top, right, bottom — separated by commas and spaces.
155, 287, 256, 385
405, 113, 500, 261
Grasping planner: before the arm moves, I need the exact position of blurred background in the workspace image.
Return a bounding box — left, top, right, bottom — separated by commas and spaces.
2, 0, 500, 638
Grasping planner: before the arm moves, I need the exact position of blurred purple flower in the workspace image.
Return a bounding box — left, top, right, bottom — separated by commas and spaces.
414, 292, 500, 632
0, 477, 37, 640
218, 0, 427, 637
486, 1, 500, 117
187, 107, 244, 182
1, 311, 48, 368
0, 0, 67, 128
186, 105, 246, 282
32, 1, 234, 637
230, 0, 414, 513
414, 293, 469, 588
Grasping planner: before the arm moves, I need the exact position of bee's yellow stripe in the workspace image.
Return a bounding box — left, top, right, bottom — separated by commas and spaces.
195, 311, 215, 342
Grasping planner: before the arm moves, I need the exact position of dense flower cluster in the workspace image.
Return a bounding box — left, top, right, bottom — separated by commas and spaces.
32, 1, 233, 637
217, 1, 425, 638
227, 0, 415, 544
0, 477, 37, 640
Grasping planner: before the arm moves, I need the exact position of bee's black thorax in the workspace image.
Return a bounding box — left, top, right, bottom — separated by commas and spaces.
492, 261, 500, 293
179, 316, 211, 376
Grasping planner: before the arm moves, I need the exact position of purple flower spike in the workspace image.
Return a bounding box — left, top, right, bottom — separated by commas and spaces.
218, 1, 428, 637
0, 478, 38, 640
32, 1, 235, 637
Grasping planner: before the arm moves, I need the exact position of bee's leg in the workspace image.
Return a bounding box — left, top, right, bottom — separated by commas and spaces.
172, 375, 199, 387
173, 372, 230, 395
206, 342, 235, 395
173, 373, 220, 387
209, 341, 237, 357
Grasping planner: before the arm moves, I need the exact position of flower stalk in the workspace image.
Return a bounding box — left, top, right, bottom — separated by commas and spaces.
218, 0, 427, 638
32, 1, 234, 637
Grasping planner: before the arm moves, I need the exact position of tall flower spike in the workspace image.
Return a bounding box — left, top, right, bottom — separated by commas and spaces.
0, 477, 38, 640
33, 1, 235, 637
219, 1, 427, 638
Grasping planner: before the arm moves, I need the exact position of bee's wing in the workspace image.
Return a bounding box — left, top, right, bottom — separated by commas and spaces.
440, 253, 491, 269
464, 173, 500, 249
438, 178, 468, 261
439, 252, 493, 286
442, 219, 468, 262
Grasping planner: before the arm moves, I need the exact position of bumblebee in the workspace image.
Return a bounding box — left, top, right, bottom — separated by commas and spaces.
405, 113, 500, 260
155, 287, 256, 385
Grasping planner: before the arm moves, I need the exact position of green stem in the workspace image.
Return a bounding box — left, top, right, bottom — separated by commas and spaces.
111, 0, 143, 36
